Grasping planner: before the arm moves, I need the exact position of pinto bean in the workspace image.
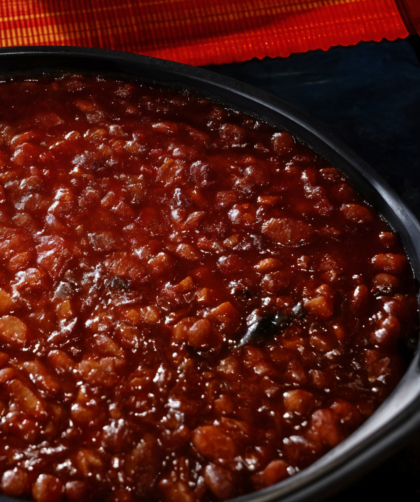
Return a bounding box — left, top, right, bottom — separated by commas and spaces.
32, 474, 63, 502
372, 253, 408, 274
1, 468, 29, 497
306, 409, 342, 447
204, 463, 238, 499
0, 315, 28, 347
372, 273, 401, 294
284, 390, 316, 415
8, 379, 46, 418
159, 479, 195, 502
340, 204, 373, 223
272, 132, 295, 154
65, 481, 91, 502
304, 296, 333, 319
192, 426, 238, 461
262, 218, 315, 247
251, 460, 289, 489
371, 314, 401, 347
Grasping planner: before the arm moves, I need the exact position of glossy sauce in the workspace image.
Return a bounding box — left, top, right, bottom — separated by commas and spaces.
0, 75, 416, 502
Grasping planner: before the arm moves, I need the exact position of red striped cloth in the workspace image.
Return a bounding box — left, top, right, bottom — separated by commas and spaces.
0, 0, 416, 66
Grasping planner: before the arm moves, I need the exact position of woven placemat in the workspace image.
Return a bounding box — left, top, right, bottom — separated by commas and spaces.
0, 0, 416, 66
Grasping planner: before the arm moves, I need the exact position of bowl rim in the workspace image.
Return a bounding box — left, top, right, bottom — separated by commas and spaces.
0, 45, 419, 502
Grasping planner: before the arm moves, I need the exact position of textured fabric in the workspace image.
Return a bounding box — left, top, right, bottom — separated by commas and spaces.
397, 0, 420, 34
0, 0, 412, 66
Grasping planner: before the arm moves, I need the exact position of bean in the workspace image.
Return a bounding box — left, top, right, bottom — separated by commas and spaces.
272, 132, 295, 154
65, 481, 91, 502
252, 459, 289, 489
8, 379, 46, 418
261, 271, 290, 294
204, 463, 238, 499
307, 409, 342, 447
1, 468, 28, 497
340, 203, 373, 223
371, 314, 401, 347
32, 474, 63, 502
372, 273, 401, 294
372, 253, 408, 274
192, 426, 238, 461
188, 319, 213, 349
159, 479, 195, 502
283, 390, 316, 415
0, 315, 28, 347
304, 296, 334, 319
220, 123, 246, 143
262, 217, 315, 247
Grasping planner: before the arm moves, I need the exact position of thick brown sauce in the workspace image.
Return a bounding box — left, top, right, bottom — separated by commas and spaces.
0, 74, 415, 502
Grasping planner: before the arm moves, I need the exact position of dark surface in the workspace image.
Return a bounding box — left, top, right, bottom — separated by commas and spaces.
206, 37, 420, 502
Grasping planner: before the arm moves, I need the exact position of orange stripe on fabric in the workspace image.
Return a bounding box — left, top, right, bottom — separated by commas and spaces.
0, 0, 392, 34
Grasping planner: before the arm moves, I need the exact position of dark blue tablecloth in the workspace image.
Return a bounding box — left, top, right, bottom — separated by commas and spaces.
205, 37, 420, 502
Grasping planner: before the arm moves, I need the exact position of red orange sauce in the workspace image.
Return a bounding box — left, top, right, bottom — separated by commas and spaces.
0, 75, 416, 502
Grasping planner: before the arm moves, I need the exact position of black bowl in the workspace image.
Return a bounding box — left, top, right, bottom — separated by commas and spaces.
0, 46, 419, 502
